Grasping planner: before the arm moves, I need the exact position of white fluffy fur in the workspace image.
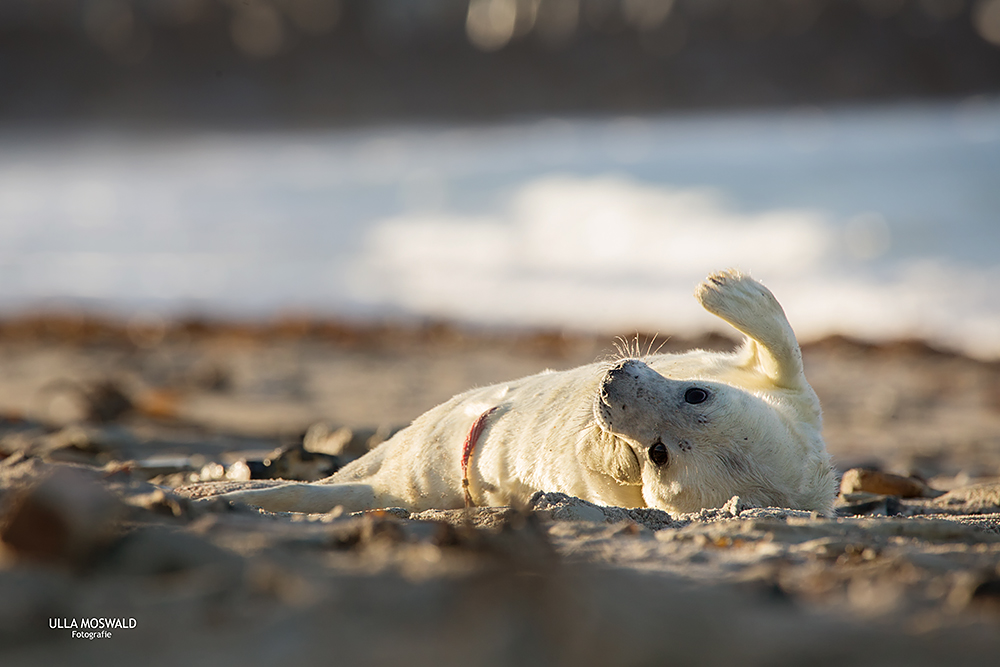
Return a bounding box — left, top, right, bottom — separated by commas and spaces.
211, 270, 837, 515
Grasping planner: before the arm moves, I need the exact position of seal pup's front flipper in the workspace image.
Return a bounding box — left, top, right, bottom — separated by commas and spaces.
695, 269, 806, 391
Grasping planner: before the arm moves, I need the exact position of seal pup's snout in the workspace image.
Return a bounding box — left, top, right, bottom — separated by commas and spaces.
598, 358, 657, 422
601, 358, 656, 390
596, 358, 677, 446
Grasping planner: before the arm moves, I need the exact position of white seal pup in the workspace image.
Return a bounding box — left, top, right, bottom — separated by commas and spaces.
208, 270, 836, 515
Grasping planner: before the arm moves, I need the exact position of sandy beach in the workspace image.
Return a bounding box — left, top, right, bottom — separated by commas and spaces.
0, 318, 998, 665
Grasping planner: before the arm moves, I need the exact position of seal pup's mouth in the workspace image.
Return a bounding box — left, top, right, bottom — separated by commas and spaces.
647, 439, 670, 467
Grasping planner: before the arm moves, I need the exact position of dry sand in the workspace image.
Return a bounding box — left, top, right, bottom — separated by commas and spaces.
0, 318, 999, 665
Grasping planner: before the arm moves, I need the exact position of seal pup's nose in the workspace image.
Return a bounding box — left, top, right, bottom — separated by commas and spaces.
597, 358, 676, 439
601, 358, 648, 397
600, 358, 660, 406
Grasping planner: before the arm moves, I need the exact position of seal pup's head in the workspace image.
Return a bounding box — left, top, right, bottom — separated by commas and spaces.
592, 358, 834, 514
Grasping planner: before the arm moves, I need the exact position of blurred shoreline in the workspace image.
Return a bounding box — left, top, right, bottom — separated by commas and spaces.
3, 101, 999, 360
0, 310, 984, 362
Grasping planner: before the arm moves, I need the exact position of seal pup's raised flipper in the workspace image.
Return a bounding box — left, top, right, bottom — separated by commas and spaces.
696, 269, 807, 391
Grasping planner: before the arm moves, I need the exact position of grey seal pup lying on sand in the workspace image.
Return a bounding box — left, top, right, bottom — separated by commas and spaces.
205, 270, 836, 515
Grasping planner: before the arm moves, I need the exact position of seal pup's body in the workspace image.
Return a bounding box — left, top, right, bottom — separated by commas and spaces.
208, 270, 837, 515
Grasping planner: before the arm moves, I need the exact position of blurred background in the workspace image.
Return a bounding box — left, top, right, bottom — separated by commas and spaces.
1, 0, 999, 356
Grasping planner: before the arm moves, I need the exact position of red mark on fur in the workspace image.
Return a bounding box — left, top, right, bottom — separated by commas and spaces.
462, 406, 498, 508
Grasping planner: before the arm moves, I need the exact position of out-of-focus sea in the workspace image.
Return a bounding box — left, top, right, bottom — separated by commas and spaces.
1, 99, 998, 357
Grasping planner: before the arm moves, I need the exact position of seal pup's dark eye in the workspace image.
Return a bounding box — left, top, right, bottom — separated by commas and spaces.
684, 387, 709, 404
648, 441, 669, 467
